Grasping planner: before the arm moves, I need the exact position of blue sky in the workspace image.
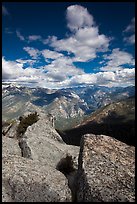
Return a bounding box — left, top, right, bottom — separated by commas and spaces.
2, 2, 135, 88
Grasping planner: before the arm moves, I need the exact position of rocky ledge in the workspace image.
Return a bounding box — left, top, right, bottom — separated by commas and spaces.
76, 134, 135, 202
2, 112, 135, 202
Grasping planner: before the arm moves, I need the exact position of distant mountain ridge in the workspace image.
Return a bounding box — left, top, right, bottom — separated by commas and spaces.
2, 83, 135, 127
60, 96, 135, 146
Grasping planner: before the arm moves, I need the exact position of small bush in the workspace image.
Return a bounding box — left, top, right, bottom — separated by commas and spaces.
17, 112, 39, 138
56, 154, 75, 176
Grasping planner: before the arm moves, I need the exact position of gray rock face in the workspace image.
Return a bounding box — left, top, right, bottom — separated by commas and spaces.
20, 113, 79, 168
2, 112, 79, 202
2, 137, 21, 157
2, 155, 72, 202
76, 134, 135, 202
2, 121, 19, 138
4, 111, 134, 202
23, 113, 64, 143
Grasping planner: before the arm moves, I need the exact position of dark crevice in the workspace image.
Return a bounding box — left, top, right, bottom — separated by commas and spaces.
56, 154, 78, 202
2, 122, 13, 136
18, 139, 32, 159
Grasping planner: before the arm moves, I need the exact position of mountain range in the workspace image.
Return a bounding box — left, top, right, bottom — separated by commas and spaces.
2, 83, 135, 126
59, 96, 135, 146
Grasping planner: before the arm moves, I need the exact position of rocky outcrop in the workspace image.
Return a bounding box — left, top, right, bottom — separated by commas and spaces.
5, 122, 20, 139
2, 155, 72, 202
76, 134, 135, 202
19, 113, 79, 168
2, 137, 21, 157
2, 112, 79, 202
2, 112, 135, 202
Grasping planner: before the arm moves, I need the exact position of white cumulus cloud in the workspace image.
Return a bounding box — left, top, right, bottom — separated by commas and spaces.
43, 56, 84, 81
2, 57, 24, 79
66, 5, 94, 32
67, 69, 135, 88
16, 59, 36, 66
45, 4, 110, 62
23, 47, 40, 59
2, 56, 84, 88
2, 57, 42, 83
2, 56, 135, 88
41, 49, 64, 60
2, 57, 45, 85
101, 48, 135, 71
2, 4, 135, 89
48, 27, 109, 62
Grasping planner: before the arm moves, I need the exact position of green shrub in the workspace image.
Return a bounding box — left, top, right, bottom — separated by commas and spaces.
17, 112, 39, 138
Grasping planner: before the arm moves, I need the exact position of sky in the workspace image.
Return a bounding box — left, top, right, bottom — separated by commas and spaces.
2, 2, 135, 89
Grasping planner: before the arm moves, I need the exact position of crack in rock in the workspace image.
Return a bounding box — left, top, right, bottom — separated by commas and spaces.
18, 139, 32, 159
